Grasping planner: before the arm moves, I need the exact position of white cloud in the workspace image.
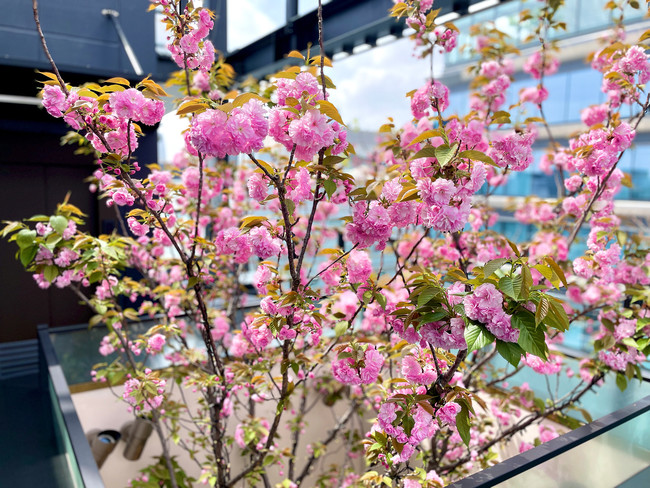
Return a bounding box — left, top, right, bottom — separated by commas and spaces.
227, 0, 286, 51
328, 38, 442, 132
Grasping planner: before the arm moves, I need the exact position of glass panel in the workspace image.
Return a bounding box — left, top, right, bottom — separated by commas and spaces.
622, 2, 646, 23
567, 67, 604, 121
449, 16, 473, 65
493, 172, 531, 197
227, 0, 286, 51
530, 172, 556, 198
495, 410, 650, 488
49, 378, 84, 488
49, 302, 261, 386
577, 0, 612, 32
627, 142, 650, 200
548, 0, 579, 39
508, 78, 528, 122
542, 72, 568, 124
493, 3, 520, 42
489, 355, 650, 421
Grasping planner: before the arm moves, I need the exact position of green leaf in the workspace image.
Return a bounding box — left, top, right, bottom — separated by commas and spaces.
407, 129, 445, 146
577, 407, 593, 423
616, 372, 628, 392
322, 179, 337, 199
496, 340, 524, 367
43, 265, 59, 283
544, 256, 567, 288
546, 299, 569, 332
535, 296, 550, 326
419, 310, 448, 324
498, 276, 517, 300
334, 321, 348, 337
409, 146, 437, 160
240, 215, 268, 229
513, 312, 548, 360
317, 100, 345, 126
533, 263, 560, 289
483, 258, 508, 279
512, 275, 523, 299
20, 246, 38, 267
362, 289, 373, 304
49, 215, 68, 235
45, 233, 62, 248
16, 229, 37, 250
417, 287, 441, 307
457, 150, 497, 167
0, 221, 24, 237
375, 291, 387, 310
464, 323, 495, 353
520, 265, 533, 299
284, 199, 295, 217
456, 403, 471, 446
187, 276, 198, 289
507, 239, 521, 258
435, 144, 457, 167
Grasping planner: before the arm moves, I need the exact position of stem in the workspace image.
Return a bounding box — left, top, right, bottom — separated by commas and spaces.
295, 399, 359, 485
189, 152, 206, 263
32, 0, 68, 95
151, 413, 181, 488
384, 231, 428, 288
288, 388, 308, 480
305, 244, 358, 288
227, 341, 293, 487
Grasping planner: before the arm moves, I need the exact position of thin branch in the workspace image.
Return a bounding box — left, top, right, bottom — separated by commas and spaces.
32, 0, 68, 95
305, 244, 358, 288
295, 399, 360, 485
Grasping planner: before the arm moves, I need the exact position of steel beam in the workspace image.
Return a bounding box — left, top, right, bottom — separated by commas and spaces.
226, 0, 511, 80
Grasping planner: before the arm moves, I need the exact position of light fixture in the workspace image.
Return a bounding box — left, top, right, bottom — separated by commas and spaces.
376, 34, 397, 46
352, 43, 372, 54
435, 12, 461, 25
468, 0, 500, 14
86, 429, 121, 468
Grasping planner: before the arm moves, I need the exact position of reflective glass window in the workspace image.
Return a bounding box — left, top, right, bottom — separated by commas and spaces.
567, 67, 604, 121
541, 72, 568, 124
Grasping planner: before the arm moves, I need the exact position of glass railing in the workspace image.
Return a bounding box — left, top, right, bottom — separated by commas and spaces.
38, 325, 105, 487
449, 394, 650, 487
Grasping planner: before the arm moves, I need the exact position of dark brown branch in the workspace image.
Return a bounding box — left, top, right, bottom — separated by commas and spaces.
32, 0, 68, 95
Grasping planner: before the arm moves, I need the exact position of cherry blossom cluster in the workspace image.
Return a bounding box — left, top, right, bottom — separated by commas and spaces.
523, 51, 560, 80
189, 99, 268, 158
471, 59, 514, 114
122, 369, 167, 412
269, 71, 348, 161
42, 84, 165, 159
463, 283, 519, 342
152, 0, 215, 72
593, 44, 650, 106
331, 344, 384, 385
31, 218, 85, 290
